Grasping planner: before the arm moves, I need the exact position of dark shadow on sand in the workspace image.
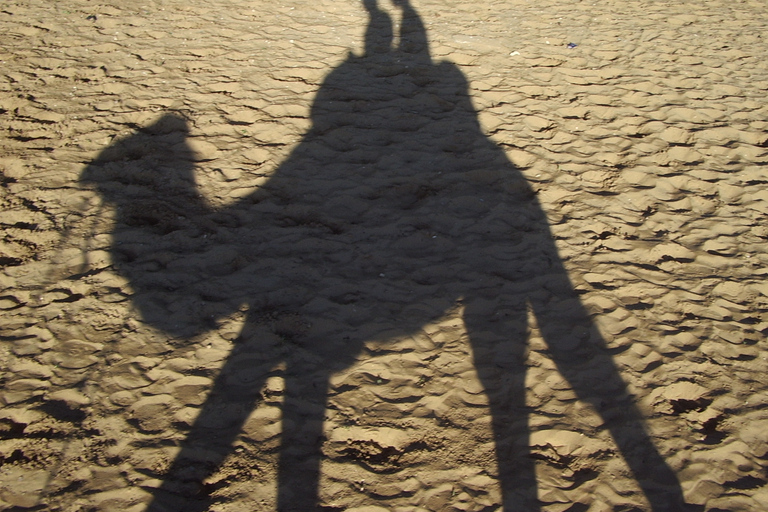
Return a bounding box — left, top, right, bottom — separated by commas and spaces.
81, 1, 686, 510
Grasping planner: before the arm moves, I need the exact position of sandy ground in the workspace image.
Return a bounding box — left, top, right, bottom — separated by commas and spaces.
1, 0, 767, 510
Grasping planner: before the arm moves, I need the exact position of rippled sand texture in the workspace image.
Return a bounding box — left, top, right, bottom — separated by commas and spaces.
1, 0, 767, 511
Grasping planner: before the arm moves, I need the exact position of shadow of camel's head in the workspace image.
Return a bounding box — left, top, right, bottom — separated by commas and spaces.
80, 113, 196, 207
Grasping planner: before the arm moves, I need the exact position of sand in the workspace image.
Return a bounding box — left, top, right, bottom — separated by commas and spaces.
1, 0, 767, 510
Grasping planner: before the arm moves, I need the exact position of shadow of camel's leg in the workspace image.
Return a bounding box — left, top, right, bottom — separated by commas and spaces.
532, 271, 687, 511
145, 345, 273, 512
276, 361, 331, 511
464, 298, 540, 511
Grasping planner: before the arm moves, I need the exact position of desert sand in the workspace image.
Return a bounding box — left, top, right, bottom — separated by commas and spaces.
0, 0, 767, 511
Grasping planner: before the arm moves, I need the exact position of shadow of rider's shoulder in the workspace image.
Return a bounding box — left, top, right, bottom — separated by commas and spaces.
431, 60, 471, 94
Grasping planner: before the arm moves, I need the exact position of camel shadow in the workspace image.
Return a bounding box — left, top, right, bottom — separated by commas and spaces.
80, 1, 686, 510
